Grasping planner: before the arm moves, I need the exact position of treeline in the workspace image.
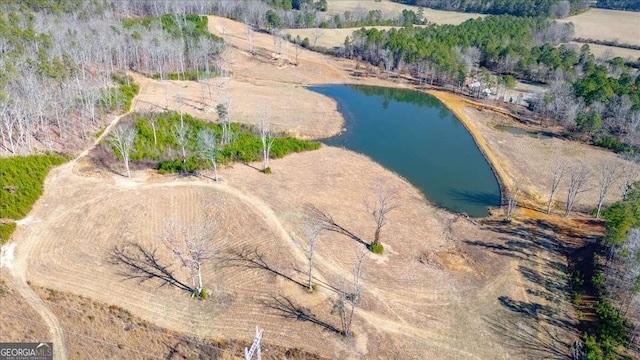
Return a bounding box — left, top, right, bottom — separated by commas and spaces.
594, 0, 640, 11
392, 0, 590, 18
586, 184, 640, 357
0, 1, 223, 156
342, 16, 640, 151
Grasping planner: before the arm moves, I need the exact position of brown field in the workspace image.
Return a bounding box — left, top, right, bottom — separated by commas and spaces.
567, 41, 640, 60
326, 0, 483, 25
558, 8, 640, 46
2, 14, 638, 360
287, 27, 400, 49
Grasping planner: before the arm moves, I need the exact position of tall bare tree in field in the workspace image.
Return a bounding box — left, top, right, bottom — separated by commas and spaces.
336, 254, 366, 337
547, 159, 566, 214
364, 180, 400, 248
505, 179, 521, 221
109, 125, 137, 178
564, 162, 592, 217
302, 220, 322, 291
197, 128, 219, 181
258, 107, 276, 172
595, 162, 621, 218
160, 215, 219, 298
620, 155, 640, 201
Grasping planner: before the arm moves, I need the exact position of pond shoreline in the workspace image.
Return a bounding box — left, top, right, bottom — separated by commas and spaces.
426, 90, 511, 208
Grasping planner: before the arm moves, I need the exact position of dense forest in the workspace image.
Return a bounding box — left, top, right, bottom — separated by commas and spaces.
392, 0, 590, 17
0, 1, 223, 155
595, 0, 640, 11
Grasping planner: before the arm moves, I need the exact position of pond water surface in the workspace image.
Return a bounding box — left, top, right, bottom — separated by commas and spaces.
309, 84, 501, 217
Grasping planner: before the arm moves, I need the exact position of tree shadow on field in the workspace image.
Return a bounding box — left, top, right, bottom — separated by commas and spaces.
261, 295, 341, 334
109, 242, 193, 294
305, 205, 369, 248
485, 313, 572, 359
221, 246, 308, 289
463, 217, 580, 357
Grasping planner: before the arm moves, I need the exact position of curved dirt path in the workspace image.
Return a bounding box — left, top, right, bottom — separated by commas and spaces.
7, 87, 142, 359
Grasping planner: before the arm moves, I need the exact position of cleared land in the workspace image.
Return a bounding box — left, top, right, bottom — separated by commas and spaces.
558, 8, 640, 46
567, 41, 640, 60
326, 0, 483, 24
3, 14, 638, 360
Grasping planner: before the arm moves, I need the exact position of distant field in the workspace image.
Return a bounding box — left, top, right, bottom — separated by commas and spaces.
566, 41, 640, 60
287, 27, 399, 48
558, 8, 640, 46
326, 0, 483, 25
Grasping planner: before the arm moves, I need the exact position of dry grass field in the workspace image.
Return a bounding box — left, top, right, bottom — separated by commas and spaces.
326, 0, 483, 24
567, 41, 640, 60
558, 8, 640, 46
3, 14, 639, 360
287, 26, 399, 49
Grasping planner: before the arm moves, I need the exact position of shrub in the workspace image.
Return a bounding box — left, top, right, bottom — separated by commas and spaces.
369, 243, 384, 254
0, 154, 67, 219
592, 271, 605, 288
263, 167, 272, 174
594, 136, 626, 152
194, 288, 208, 300
123, 111, 320, 173
0, 222, 16, 244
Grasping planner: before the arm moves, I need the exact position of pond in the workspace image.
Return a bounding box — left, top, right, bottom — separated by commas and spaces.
308, 84, 501, 217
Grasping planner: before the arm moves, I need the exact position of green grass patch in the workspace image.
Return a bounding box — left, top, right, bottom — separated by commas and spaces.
0, 153, 68, 219
150, 70, 218, 81
97, 73, 139, 114
120, 112, 320, 173
0, 222, 16, 244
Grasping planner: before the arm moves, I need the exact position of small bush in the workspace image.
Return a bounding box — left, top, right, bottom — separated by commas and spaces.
194, 288, 208, 300
594, 136, 626, 152
369, 243, 384, 254
0, 222, 16, 244
263, 167, 272, 174
592, 271, 605, 288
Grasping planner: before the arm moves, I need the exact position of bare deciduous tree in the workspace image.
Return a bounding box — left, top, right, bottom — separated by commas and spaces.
564, 162, 592, 217
336, 254, 365, 337
311, 28, 323, 47
620, 155, 640, 201
595, 162, 621, 219
258, 107, 276, 172
216, 98, 233, 146
109, 125, 137, 178
245, 22, 254, 54
197, 128, 219, 181
173, 122, 191, 167
547, 159, 566, 214
302, 220, 322, 291
506, 179, 521, 221
160, 215, 219, 297
244, 326, 263, 360
364, 180, 400, 247
294, 44, 302, 65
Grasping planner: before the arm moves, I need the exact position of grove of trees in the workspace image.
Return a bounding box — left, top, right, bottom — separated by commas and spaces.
392, 0, 590, 17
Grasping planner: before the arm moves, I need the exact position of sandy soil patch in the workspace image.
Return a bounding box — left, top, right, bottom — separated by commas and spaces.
287, 27, 400, 49
558, 8, 640, 46
326, 0, 483, 25
131, 73, 344, 138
